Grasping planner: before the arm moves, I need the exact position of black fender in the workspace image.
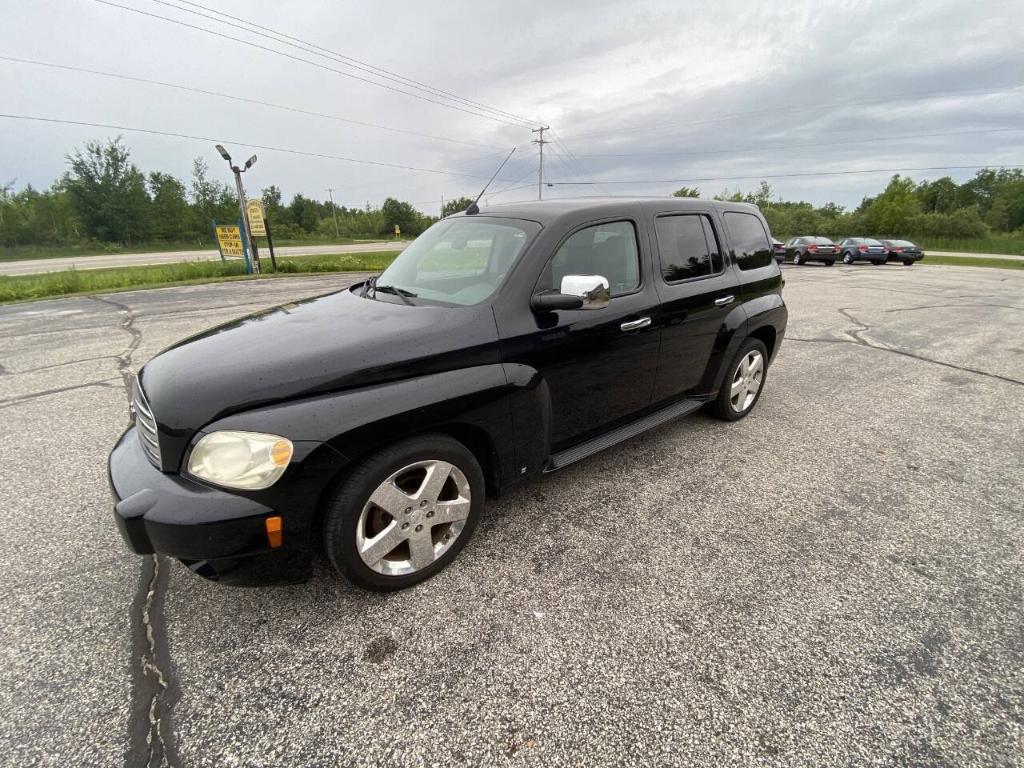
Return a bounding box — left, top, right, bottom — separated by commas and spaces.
198, 364, 531, 520
742, 291, 788, 364
696, 302, 749, 396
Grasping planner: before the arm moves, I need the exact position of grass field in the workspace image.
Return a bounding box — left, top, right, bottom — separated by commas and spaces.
0, 251, 401, 303
0, 235, 395, 262
918, 235, 1024, 255
920, 254, 1024, 269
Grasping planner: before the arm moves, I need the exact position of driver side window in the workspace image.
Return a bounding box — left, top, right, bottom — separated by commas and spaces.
543, 221, 641, 297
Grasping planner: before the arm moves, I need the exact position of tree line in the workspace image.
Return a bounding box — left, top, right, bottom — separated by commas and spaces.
2, 136, 1021, 251
676, 167, 1024, 242
0, 137, 472, 249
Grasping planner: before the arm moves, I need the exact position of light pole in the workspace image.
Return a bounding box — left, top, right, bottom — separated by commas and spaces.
216, 144, 259, 274
325, 188, 341, 238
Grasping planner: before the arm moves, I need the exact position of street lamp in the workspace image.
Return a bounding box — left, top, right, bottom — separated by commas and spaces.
215, 144, 259, 274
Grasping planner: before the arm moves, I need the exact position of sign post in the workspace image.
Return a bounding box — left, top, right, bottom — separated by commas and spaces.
215, 223, 248, 273
213, 220, 226, 263
246, 198, 276, 273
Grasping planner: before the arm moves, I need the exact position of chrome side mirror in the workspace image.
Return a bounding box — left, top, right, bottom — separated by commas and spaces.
560, 274, 610, 310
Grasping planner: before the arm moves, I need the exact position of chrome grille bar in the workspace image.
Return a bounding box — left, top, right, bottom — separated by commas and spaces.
132, 377, 162, 468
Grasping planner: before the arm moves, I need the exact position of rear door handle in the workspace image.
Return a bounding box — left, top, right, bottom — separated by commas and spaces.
620, 317, 652, 332
714, 295, 735, 306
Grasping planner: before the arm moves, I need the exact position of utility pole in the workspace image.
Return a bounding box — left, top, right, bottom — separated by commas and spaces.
325, 188, 341, 238
440, 195, 445, 219
532, 126, 550, 200
215, 144, 259, 274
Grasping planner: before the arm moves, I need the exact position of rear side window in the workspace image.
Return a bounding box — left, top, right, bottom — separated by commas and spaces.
655, 214, 722, 283
724, 212, 773, 270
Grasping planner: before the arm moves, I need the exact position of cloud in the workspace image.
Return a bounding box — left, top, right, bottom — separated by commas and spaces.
1, 0, 1020, 212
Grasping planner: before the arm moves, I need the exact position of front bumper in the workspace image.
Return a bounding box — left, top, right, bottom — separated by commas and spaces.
108, 427, 314, 584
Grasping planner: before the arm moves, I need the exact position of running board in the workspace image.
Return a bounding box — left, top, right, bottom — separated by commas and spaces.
545, 397, 705, 472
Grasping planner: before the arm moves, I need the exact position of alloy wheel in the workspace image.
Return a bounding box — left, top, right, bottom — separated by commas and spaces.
356, 460, 471, 576
729, 350, 764, 413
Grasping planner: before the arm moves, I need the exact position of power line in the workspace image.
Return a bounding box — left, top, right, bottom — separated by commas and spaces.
569, 127, 1024, 158
0, 113, 517, 180
159, 0, 542, 128
92, 0, 536, 128
562, 83, 1024, 140
543, 164, 1024, 186
0, 55, 506, 151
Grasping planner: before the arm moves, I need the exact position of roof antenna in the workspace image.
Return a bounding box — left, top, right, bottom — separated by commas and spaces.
465, 147, 516, 215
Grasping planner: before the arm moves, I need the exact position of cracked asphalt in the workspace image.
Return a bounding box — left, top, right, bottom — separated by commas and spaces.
0, 264, 1021, 767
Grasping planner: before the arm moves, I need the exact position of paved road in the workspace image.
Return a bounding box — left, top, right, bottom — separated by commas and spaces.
0, 264, 1022, 766
0, 241, 409, 276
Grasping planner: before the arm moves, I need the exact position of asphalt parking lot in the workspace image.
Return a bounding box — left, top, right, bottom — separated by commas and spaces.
1, 264, 1022, 767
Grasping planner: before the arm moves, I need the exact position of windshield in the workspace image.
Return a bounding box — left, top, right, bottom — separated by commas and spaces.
373, 217, 539, 306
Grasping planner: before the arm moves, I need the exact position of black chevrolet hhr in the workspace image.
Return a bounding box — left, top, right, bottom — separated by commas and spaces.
109, 198, 787, 590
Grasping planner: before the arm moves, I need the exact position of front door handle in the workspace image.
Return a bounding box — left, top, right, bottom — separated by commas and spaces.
714, 295, 735, 306
620, 317, 652, 332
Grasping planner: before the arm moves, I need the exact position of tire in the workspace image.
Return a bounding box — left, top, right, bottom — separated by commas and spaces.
792, 252, 802, 265
825, 260, 835, 267
903, 260, 914, 266
871, 259, 883, 266
708, 337, 769, 422
843, 252, 854, 265
323, 434, 485, 591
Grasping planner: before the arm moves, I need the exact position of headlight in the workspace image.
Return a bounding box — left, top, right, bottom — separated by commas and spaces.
186, 431, 293, 490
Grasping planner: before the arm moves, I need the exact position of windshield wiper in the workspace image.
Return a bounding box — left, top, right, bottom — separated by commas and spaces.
375, 284, 417, 305
360, 274, 379, 298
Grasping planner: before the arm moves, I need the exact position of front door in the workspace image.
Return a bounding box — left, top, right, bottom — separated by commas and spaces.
498, 218, 661, 451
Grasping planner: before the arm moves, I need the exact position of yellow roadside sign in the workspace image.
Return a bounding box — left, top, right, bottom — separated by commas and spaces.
394, 224, 401, 236
216, 225, 244, 257
246, 199, 267, 237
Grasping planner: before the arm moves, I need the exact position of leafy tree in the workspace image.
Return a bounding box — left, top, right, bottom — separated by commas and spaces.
288, 193, 321, 233
381, 197, 424, 236
442, 196, 475, 217
861, 175, 921, 235
671, 186, 701, 198
190, 158, 237, 234
148, 172, 190, 240
64, 137, 152, 242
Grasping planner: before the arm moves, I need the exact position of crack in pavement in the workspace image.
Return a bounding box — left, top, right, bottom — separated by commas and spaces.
785, 306, 1024, 387
0, 378, 122, 410
90, 295, 143, 388
89, 294, 181, 767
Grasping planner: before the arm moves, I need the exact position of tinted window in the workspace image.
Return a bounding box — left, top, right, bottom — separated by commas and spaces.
546, 221, 640, 296
724, 212, 773, 270
655, 214, 721, 282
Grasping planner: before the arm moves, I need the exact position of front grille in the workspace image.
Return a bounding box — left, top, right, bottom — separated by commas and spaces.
132, 378, 162, 468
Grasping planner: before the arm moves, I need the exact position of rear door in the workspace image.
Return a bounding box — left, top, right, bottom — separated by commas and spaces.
648, 210, 740, 402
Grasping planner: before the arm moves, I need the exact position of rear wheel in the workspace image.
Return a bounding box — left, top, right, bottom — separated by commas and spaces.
903, 260, 914, 266
323, 434, 484, 590
872, 259, 883, 265
825, 260, 835, 267
709, 337, 769, 422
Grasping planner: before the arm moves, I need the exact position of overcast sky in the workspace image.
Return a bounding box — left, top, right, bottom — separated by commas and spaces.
2, 0, 1022, 213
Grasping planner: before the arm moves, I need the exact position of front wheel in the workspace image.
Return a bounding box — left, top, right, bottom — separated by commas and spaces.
792, 252, 802, 265
843, 252, 854, 264
323, 434, 485, 590
708, 337, 769, 422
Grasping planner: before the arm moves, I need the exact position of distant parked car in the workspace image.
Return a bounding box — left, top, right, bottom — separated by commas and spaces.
838, 238, 888, 265
772, 238, 786, 264
880, 239, 924, 265
784, 236, 838, 266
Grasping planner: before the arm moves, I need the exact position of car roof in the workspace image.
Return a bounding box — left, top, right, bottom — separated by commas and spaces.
452, 196, 761, 225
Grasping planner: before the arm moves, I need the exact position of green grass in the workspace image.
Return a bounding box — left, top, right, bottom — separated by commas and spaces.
920, 255, 1024, 270
917, 236, 1024, 256
0, 251, 401, 304
0, 235, 396, 262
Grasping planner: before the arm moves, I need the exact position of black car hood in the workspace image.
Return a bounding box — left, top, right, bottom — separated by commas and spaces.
141, 287, 501, 464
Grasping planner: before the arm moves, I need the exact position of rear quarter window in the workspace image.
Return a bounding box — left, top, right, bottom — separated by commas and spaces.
723, 212, 773, 271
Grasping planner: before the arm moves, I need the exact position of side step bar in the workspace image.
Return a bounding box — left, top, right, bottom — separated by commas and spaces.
545, 397, 705, 472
